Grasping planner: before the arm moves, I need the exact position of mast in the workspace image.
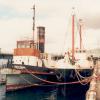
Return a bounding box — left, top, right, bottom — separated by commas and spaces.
32, 4, 35, 41
79, 19, 82, 50
72, 7, 75, 62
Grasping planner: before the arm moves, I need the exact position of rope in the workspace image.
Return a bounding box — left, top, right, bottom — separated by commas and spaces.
24, 68, 91, 85
75, 70, 91, 85
19, 75, 33, 85
74, 67, 93, 79
74, 65, 92, 85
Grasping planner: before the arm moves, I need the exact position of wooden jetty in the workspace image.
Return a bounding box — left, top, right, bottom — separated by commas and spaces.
86, 57, 100, 100
0, 80, 6, 85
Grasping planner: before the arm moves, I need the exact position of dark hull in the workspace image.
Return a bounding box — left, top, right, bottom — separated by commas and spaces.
56, 69, 93, 82
6, 64, 93, 92
6, 73, 57, 92
11, 64, 54, 72
10, 64, 93, 77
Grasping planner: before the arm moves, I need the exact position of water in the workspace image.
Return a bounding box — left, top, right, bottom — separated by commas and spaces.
0, 85, 5, 100
0, 84, 88, 100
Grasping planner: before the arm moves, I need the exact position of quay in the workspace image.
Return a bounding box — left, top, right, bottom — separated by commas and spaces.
86, 57, 100, 100
0, 52, 12, 60
0, 79, 6, 85
0, 74, 6, 85
0, 52, 13, 68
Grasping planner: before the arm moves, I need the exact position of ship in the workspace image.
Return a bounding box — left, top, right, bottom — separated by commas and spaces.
0, 51, 12, 68
5, 5, 60, 91
54, 13, 94, 87
5, 6, 94, 92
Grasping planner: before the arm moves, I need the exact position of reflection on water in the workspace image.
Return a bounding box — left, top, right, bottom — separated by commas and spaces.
38, 89, 57, 100
0, 84, 88, 100
6, 86, 58, 100
0, 85, 6, 100
0, 75, 88, 100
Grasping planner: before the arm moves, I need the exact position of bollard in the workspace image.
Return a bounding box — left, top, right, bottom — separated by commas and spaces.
86, 90, 96, 100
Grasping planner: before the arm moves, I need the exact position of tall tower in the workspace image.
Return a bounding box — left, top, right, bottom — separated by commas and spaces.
72, 7, 75, 62
37, 26, 45, 53
32, 4, 35, 41
79, 19, 83, 50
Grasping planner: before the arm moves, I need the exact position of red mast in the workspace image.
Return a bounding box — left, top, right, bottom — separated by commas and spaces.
79, 19, 82, 50
72, 8, 75, 62
32, 4, 35, 41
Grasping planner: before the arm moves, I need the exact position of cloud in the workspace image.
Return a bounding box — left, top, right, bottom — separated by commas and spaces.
0, 18, 33, 52
76, 0, 100, 29
0, 0, 99, 53
83, 29, 100, 49
83, 15, 100, 29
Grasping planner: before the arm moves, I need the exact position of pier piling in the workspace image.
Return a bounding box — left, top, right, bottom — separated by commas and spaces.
86, 57, 99, 100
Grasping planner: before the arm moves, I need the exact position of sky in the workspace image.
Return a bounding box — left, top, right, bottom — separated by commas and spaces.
0, 0, 100, 54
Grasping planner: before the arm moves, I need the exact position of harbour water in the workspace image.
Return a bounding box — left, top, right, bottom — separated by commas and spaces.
0, 84, 88, 100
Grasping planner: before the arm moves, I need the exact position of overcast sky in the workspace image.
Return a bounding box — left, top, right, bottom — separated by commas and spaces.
0, 0, 100, 54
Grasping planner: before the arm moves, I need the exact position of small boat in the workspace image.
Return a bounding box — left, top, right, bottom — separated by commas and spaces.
0, 80, 6, 85
0, 75, 6, 85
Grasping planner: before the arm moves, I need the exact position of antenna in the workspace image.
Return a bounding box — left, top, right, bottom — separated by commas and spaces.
32, 4, 35, 41
72, 7, 75, 62
79, 19, 82, 50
